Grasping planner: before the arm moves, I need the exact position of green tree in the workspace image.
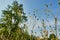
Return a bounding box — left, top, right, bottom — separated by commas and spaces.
0, 1, 28, 40
0, 1, 37, 40
49, 34, 56, 40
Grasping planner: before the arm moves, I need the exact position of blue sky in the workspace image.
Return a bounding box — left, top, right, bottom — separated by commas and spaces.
0, 0, 60, 38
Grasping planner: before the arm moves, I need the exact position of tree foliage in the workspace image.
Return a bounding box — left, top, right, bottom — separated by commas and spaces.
0, 1, 37, 40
